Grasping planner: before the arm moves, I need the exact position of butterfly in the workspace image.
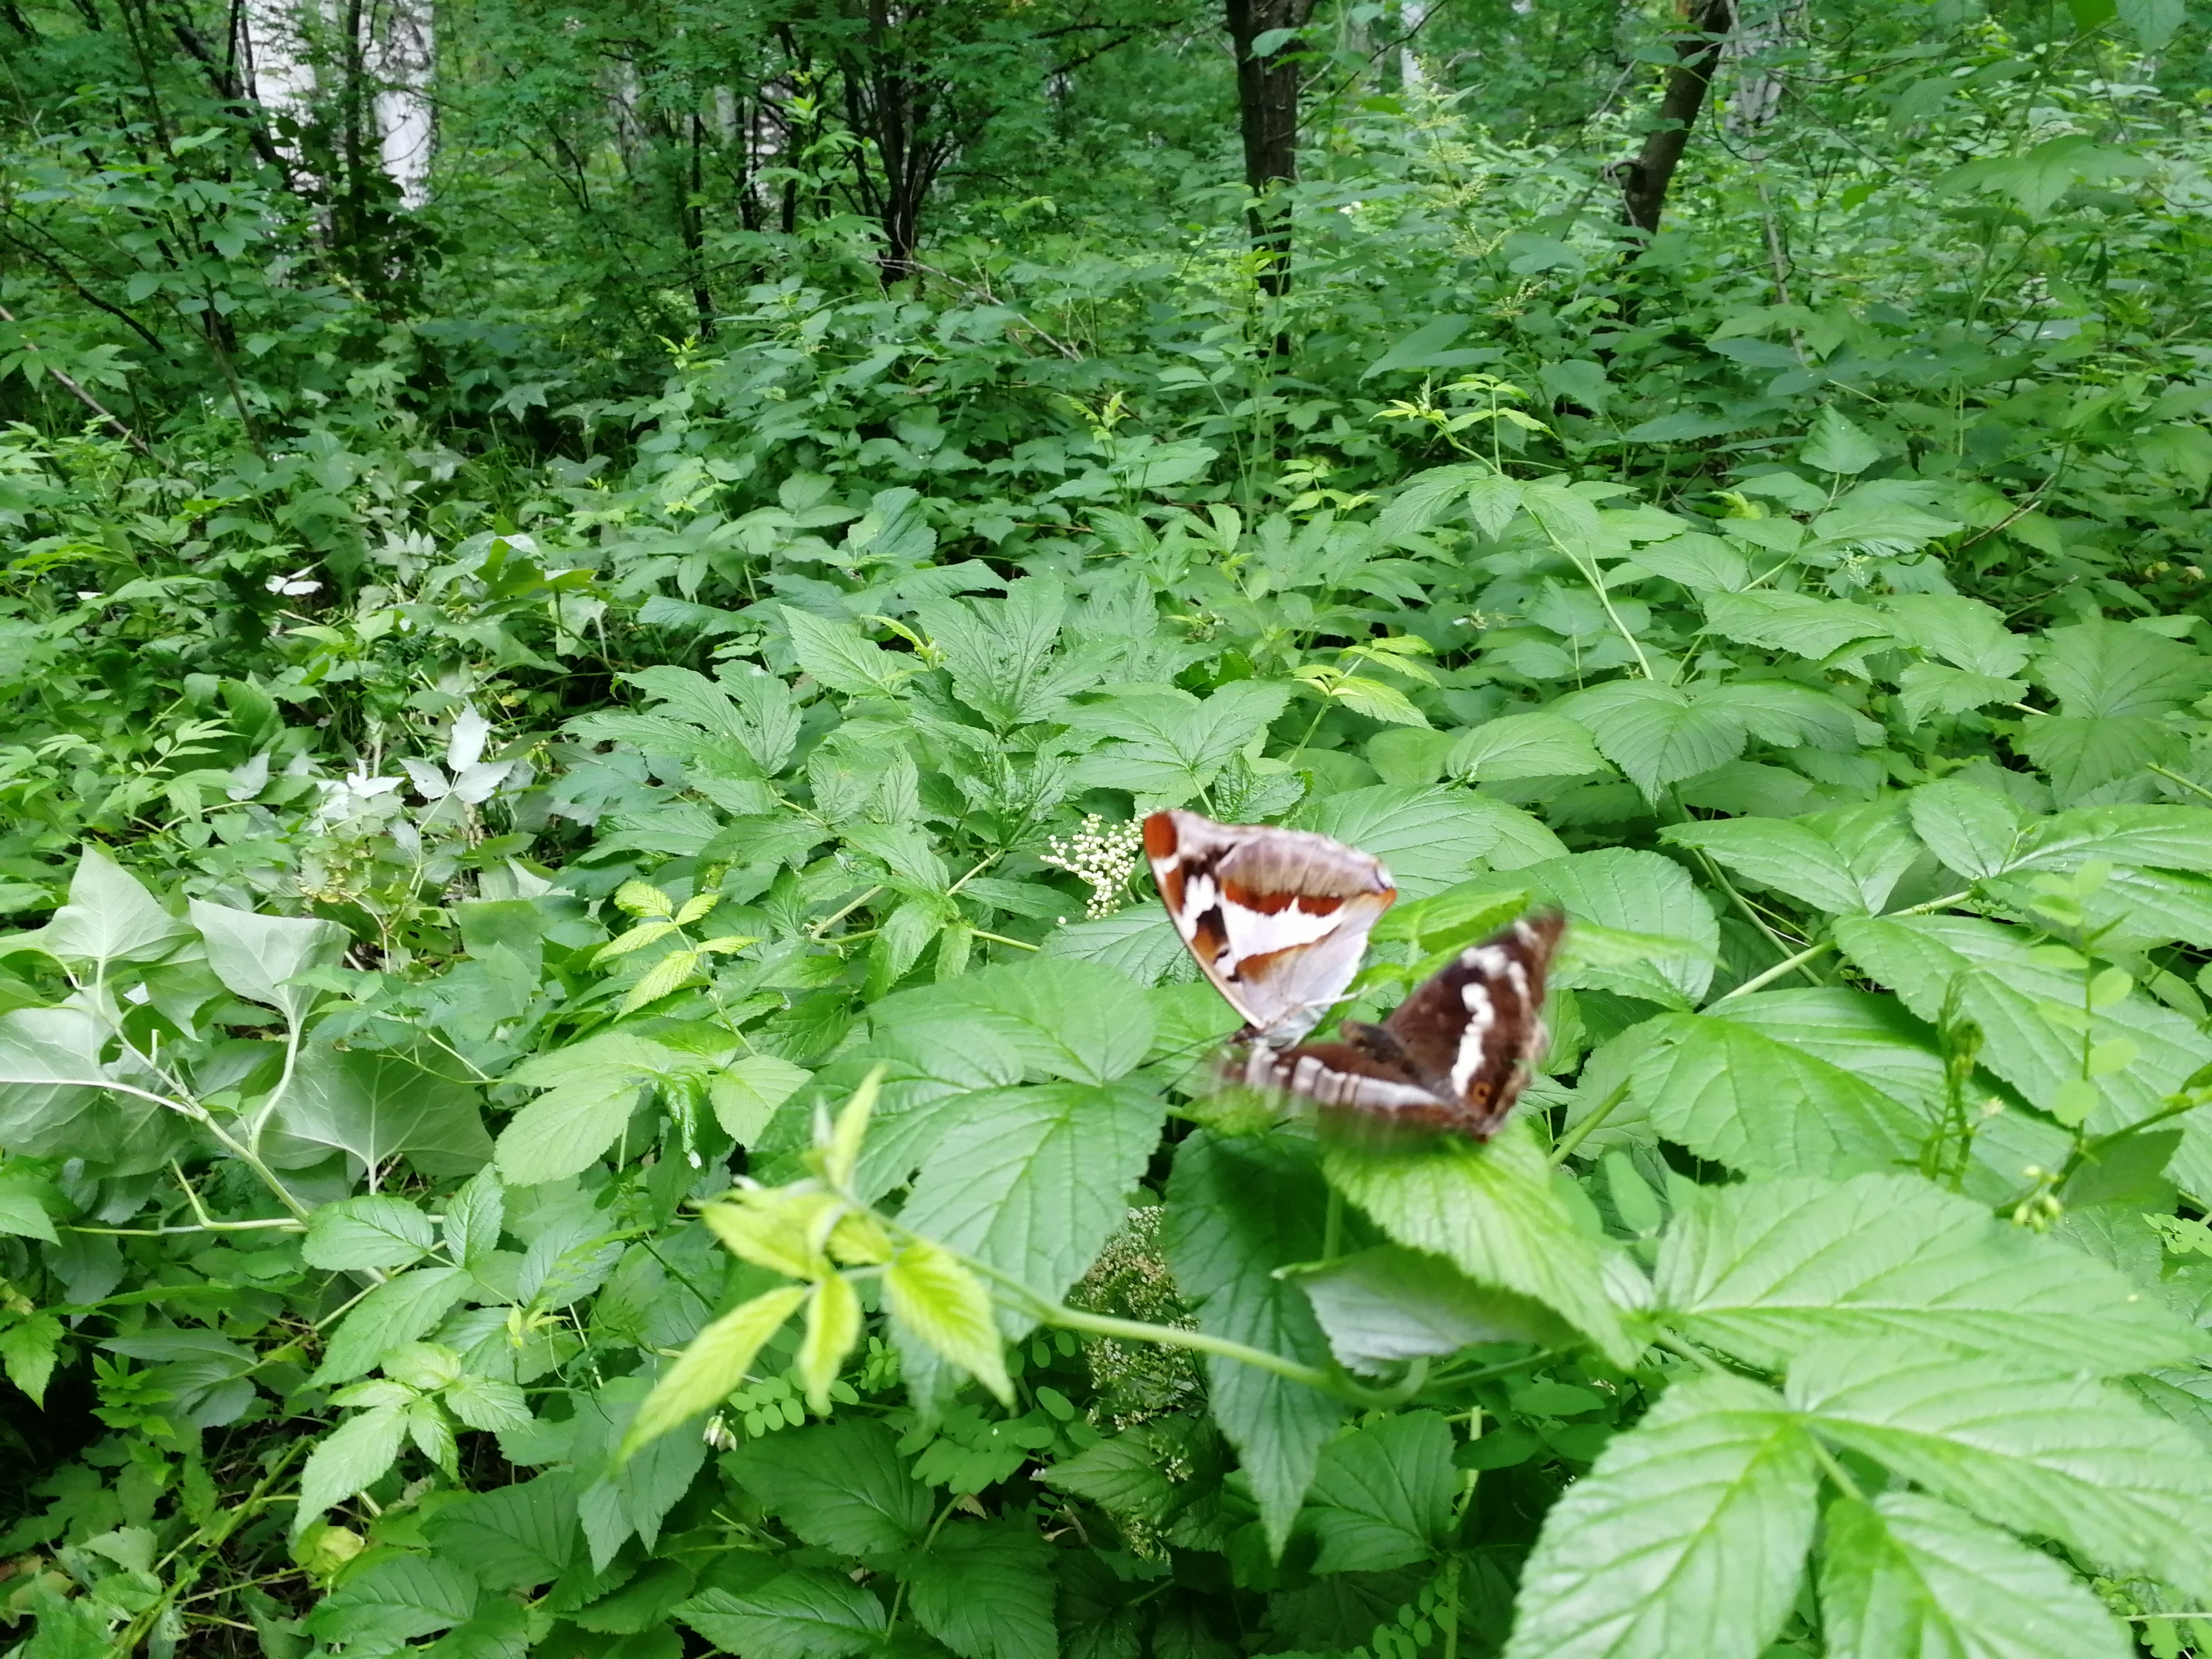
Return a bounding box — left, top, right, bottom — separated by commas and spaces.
1144, 807, 1565, 1140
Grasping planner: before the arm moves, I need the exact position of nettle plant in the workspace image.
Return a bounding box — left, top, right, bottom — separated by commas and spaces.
7, 420, 2212, 1659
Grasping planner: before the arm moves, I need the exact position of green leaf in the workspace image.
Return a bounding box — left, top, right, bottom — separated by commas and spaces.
1789, 1338, 2212, 1598
1448, 711, 1608, 783
1801, 406, 1884, 476
1629, 1013, 1927, 1180
2120, 0, 2186, 50
1163, 1132, 1344, 1555
1298, 784, 1563, 895
2032, 619, 2211, 719
1302, 1411, 1454, 1573
780, 606, 916, 697
1701, 590, 1898, 664
623, 1286, 808, 1455
1551, 681, 1745, 800
1819, 1492, 2131, 1659
677, 1569, 888, 1659
303, 1555, 478, 1646
872, 959, 1154, 1085
294, 1403, 408, 1530
917, 580, 1103, 729
726, 1418, 932, 1554
1069, 681, 1293, 806
1655, 1173, 2198, 1373
0, 1185, 57, 1244
1934, 135, 2154, 219
1503, 1374, 1817, 1659
1525, 847, 1719, 1006
1884, 594, 2031, 679
1039, 1419, 1190, 1521
32, 845, 193, 972
882, 1237, 1011, 1403
1699, 990, 1948, 1123
1322, 1124, 1637, 1367
493, 1071, 646, 1187
1296, 1245, 1576, 1376
2012, 804, 2212, 876
310, 1265, 473, 1386
268, 1042, 493, 1177
443, 1163, 505, 1269
444, 1373, 531, 1433
0, 1311, 62, 1404
899, 1081, 1162, 1336
2017, 714, 2180, 802
1833, 915, 2207, 1156
1895, 662, 2028, 726
711, 1053, 812, 1142
302, 1194, 436, 1270
902, 1519, 1057, 1659
420, 1473, 578, 1592
1906, 779, 2025, 880
1664, 817, 1875, 916
187, 899, 347, 1027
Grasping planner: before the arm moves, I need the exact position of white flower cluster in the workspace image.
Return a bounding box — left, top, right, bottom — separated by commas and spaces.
1041, 813, 1146, 921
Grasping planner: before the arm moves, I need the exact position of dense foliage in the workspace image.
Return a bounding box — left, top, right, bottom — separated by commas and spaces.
8, 0, 2212, 1655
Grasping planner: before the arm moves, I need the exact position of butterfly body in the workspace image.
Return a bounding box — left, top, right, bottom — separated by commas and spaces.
1146, 807, 1563, 1141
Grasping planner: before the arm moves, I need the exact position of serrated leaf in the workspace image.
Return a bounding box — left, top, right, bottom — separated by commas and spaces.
1800, 407, 1884, 476
903, 1519, 1057, 1659
898, 1080, 1163, 1336
1297, 1245, 1577, 1376
1551, 681, 1746, 800
1664, 817, 1873, 916
1524, 847, 1719, 1005
421, 1472, 576, 1590
1322, 1124, 1636, 1367
0, 1186, 57, 1245
1907, 780, 2025, 880
311, 1265, 473, 1386
623, 1286, 808, 1456
1504, 1374, 1818, 1659
444, 1373, 531, 1433
797, 1274, 861, 1413
870, 959, 1154, 1085
266, 1042, 493, 1177
1298, 784, 1551, 896
1820, 1491, 2131, 1659
781, 607, 915, 697
676, 1568, 888, 1659
1449, 712, 1609, 783
303, 1194, 436, 1271
295, 1404, 408, 1530
1655, 1173, 2198, 1373
1702, 590, 1898, 663
882, 1237, 1010, 1403
1068, 681, 1293, 806
0, 1311, 62, 1404
1303, 1411, 1454, 1573
1790, 1337, 2212, 1599
1163, 1132, 1343, 1555
189, 899, 347, 1026
725, 1418, 932, 1554
1629, 1013, 1927, 1180
711, 1054, 811, 1144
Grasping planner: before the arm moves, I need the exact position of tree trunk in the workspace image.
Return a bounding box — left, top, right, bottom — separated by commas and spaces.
1615, 0, 1735, 248
1224, 0, 1312, 299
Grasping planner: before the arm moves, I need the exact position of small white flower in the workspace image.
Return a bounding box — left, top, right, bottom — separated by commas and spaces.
1040, 814, 1146, 921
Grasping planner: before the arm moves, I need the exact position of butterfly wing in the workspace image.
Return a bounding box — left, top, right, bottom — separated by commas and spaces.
1144, 809, 1397, 1046
1379, 910, 1565, 1139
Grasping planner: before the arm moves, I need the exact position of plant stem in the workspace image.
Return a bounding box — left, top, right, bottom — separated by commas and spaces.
1809, 1438, 1866, 1503
1714, 940, 1835, 1002
1549, 1078, 1632, 1166
969, 929, 1039, 952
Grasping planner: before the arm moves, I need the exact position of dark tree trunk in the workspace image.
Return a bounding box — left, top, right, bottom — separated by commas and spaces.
1224, 0, 1313, 298
1615, 0, 1735, 248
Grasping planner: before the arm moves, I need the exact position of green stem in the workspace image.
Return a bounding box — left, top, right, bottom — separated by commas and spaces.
1549, 1078, 1632, 1166
1714, 940, 1836, 1003
969, 929, 1039, 952
2151, 764, 2212, 805
1809, 1437, 1866, 1503
808, 885, 884, 940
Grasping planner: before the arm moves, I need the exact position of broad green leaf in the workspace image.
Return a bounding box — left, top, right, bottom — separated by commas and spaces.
623, 1286, 808, 1455
1524, 848, 1719, 1005
0, 1311, 62, 1404
1699, 990, 1948, 1120
1163, 1132, 1344, 1554
916, 579, 1102, 730
1933, 135, 2152, 217
295, 1404, 408, 1530
1297, 784, 1537, 896
419, 1472, 578, 1592
1699, 681, 1876, 751
1883, 594, 2031, 679
797, 1274, 861, 1411
302, 1194, 436, 1271
903, 1519, 1057, 1659
1790, 1338, 2212, 1598
1833, 915, 2207, 1163
1701, 590, 1897, 663
871, 959, 1153, 1085
2017, 713, 2180, 802
780, 606, 915, 697
188, 899, 346, 1026
1663, 818, 1873, 916
711, 1053, 812, 1143
1551, 681, 1745, 800
268, 1042, 493, 1176
1296, 1245, 1576, 1376
493, 1066, 651, 1187
2032, 618, 2211, 718
1303, 1411, 1454, 1573
1068, 681, 1293, 806
1801, 406, 1883, 475
311, 1265, 473, 1386
1811, 481, 1961, 554
33, 846, 192, 972
1322, 1124, 1637, 1367
882, 1237, 1011, 1404
573, 1372, 712, 1566
0, 1184, 57, 1245
1629, 1013, 1926, 1179
725, 1419, 932, 1554
1449, 711, 1609, 783
676, 1569, 888, 1659
444, 1374, 531, 1432
1820, 1492, 2131, 1659
2120, 0, 2185, 47
898, 1081, 1163, 1335
443, 1163, 505, 1269
1036, 906, 1193, 986
1655, 1173, 2198, 1373
302, 1554, 478, 1646
1503, 1375, 1817, 1659
1895, 662, 2027, 727
1907, 780, 2024, 880
2012, 804, 2212, 876
1040, 1418, 1206, 1522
